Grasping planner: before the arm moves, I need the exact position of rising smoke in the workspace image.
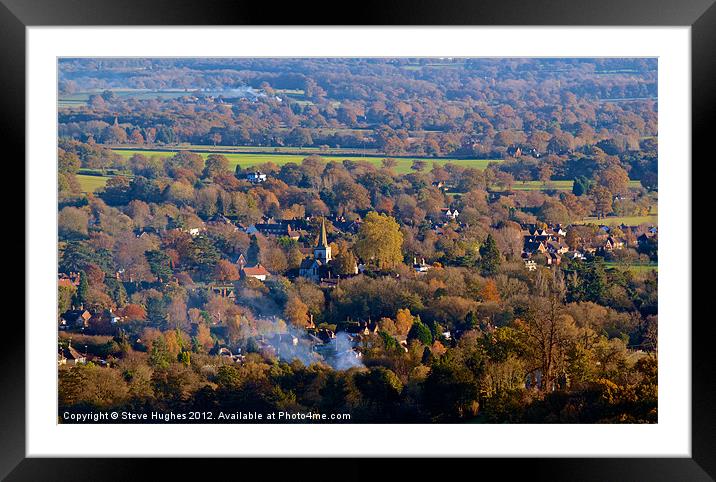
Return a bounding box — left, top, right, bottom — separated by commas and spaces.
254, 320, 364, 371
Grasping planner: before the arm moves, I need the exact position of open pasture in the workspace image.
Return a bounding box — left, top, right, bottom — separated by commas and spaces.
77, 174, 111, 193
112, 148, 498, 174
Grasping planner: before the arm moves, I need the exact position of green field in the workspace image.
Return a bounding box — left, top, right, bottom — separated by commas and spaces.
485, 179, 643, 193
112, 148, 498, 174
510, 179, 642, 192
133, 143, 381, 156
77, 174, 111, 193
605, 262, 658, 275
579, 214, 658, 226
59, 88, 238, 108
510, 180, 575, 191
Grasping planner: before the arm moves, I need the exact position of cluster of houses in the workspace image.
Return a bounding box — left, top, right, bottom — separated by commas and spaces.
521, 226, 570, 268
133, 189, 465, 284
59, 308, 121, 330
520, 223, 657, 270
506, 144, 541, 158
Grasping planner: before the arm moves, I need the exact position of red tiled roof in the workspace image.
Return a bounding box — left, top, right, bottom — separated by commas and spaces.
242, 265, 270, 276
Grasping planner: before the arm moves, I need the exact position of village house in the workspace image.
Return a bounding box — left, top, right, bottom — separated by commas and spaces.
316, 328, 336, 344
320, 278, 341, 289
216, 347, 245, 363
603, 236, 625, 251
553, 226, 567, 237
206, 213, 238, 230
82, 309, 123, 335
546, 241, 569, 255
107, 310, 122, 324
167, 217, 204, 237
241, 264, 271, 281
442, 208, 459, 221
506, 145, 523, 157
531, 228, 554, 239
245, 171, 267, 183
233, 253, 247, 270
58, 272, 80, 289
545, 252, 562, 266
134, 226, 159, 239
567, 251, 587, 261
523, 239, 548, 256
524, 259, 537, 271
413, 257, 431, 274
344, 320, 379, 338
58, 340, 87, 366
210, 284, 236, 300
60, 309, 92, 330
246, 222, 302, 240
331, 215, 362, 234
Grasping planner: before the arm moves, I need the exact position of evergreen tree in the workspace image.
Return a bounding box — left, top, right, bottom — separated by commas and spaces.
378, 330, 399, 350
227, 197, 238, 217
74, 270, 89, 307
247, 235, 261, 265
146, 296, 168, 326
581, 257, 608, 302
149, 337, 171, 369
464, 311, 480, 330
216, 194, 225, 215
573, 175, 591, 196
479, 234, 502, 276
145, 250, 173, 282
408, 318, 433, 345
60, 241, 93, 273
105, 278, 128, 307
188, 236, 221, 277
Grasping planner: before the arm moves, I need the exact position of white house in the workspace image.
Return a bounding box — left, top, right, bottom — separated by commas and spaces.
413, 258, 431, 274
443, 208, 459, 221
241, 264, 270, 281
109, 311, 122, 324
246, 171, 267, 183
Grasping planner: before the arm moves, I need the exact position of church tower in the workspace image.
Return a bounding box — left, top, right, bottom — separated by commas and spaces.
314, 218, 332, 264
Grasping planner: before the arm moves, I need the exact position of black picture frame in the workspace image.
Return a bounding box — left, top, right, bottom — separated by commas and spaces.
2, 0, 712, 479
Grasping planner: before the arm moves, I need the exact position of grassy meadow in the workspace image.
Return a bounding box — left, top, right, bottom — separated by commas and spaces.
510, 179, 642, 192
77, 174, 111, 193
605, 262, 658, 275
579, 214, 658, 226
111, 148, 498, 175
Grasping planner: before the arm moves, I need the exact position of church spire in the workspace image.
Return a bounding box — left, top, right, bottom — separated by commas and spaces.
317, 218, 328, 248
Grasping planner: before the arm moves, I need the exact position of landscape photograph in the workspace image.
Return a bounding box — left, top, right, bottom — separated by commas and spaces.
56, 57, 658, 424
